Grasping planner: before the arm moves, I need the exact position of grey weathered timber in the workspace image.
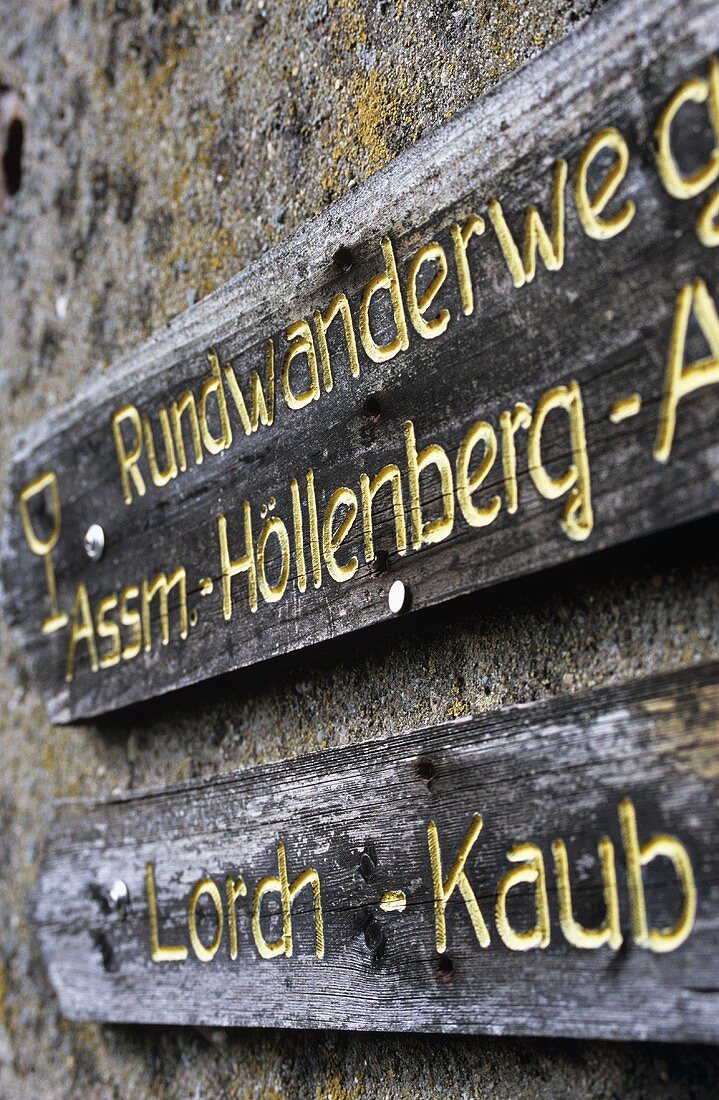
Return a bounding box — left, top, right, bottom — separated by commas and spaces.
35, 662, 719, 1041
4, 0, 719, 722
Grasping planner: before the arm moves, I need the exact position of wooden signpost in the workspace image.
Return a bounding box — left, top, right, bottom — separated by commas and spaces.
2, 0, 719, 721
35, 662, 719, 1041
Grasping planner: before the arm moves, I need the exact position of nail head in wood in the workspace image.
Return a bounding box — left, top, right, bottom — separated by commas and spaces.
83, 523, 105, 561
107, 879, 128, 915
388, 579, 408, 615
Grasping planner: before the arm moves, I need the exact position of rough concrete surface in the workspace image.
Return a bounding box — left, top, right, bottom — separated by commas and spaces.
0, 0, 717, 1096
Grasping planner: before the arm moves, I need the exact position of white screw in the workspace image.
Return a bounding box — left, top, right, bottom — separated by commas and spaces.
108, 880, 129, 913
84, 523, 105, 561
388, 579, 408, 614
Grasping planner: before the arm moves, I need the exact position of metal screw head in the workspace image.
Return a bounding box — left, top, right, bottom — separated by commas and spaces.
107, 880, 129, 914
388, 579, 408, 614
84, 523, 105, 561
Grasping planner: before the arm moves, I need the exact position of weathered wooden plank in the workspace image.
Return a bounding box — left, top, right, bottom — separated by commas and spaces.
34, 661, 719, 1040
4, 0, 719, 721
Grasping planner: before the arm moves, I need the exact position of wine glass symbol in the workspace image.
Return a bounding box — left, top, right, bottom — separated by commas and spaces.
18, 470, 69, 634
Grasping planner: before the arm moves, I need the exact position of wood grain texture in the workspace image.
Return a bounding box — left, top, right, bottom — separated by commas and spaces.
3, 0, 719, 722
35, 662, 719, 1042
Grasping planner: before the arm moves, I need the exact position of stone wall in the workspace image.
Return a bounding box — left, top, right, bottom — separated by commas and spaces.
1, 1, 718, 1096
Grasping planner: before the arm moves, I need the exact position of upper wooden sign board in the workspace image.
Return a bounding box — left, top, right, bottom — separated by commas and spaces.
4, 0, 719, 721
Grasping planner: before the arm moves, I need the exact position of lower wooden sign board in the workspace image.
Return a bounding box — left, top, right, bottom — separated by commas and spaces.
36, 662, 719, 1042
4, 0, 719, 722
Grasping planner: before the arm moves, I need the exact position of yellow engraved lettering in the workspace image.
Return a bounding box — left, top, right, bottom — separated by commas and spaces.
143, 406, 178, 487
655, 59, 719, 199
18, 470, 68, 634
360, 464, 407, 563
170, 391, 203, 472
552, 837, 622, 950
252, 877, 284, 959
456, 420, 501, 528
495, 842, 550, 951
450, 214, 485, 316
313, 293, 361, 392
696, 187, 719, 247
322, 486, 359, 583
145, 862, 188, 963
119, 584, 142, 661
112, 404, 146, 505
380, 890, 407, 913
405, 420, 455, 549
18, 470, 63, 557
219, 505, 257, 617
223, 339, 276, 436
226, 874, 247, 962
360, 236, 410, 363
427, 814, 490, 953
619, 797, 696, 953
257, 515, 291, 604
407, 241, 450, 339
252, 842, 324, 960
200, 350, 233, 455
65, 582, 98, 682
141, 568, 188, 652
188, 878, 224, 963
574, 127, 636, 240
306, 469, 323, 589
287, 865, 325, 958
609, 393, 642, 424
654, 278, 719, 463
290, 478, 308, 594
96, 594, 121, 670
500, 402, 532, 515
528, 381, 593, 541
282, 319, 321, 410
488, 158, 568, 288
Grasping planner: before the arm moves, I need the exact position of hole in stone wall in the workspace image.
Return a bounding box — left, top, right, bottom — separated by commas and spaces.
0, 90, 26, 214
3, 117, 23, 196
